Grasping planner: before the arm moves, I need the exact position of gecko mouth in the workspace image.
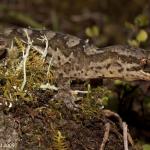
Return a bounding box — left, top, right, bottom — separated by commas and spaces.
125, 69, 150, 81
143, 65, 150, 73
142, 59, 150, 73
137, 70, 150, 81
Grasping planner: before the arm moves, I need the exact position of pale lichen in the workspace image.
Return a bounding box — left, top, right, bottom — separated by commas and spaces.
0, 29, 54, 106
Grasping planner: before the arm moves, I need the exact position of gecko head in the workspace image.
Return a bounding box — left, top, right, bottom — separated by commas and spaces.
120, 53, 150, 81
111, 46, 150, 81
98, 46, 150, 81
133, 57, 150, 81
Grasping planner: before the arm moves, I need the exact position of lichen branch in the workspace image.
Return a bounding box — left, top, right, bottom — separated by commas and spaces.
20, 29, 33, 91
37, 34, 49, 59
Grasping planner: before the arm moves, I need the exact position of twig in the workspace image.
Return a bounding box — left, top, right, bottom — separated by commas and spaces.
37, 35, 49, 58
47, 55, 53, 76
20, 29, 33, 91
71, 90, 89, 95
127, 133, 134, 147
103, 110, 134, 149
123, 122, 128, 150
103, 109, 123, 127
22, 34, 49, 59
99, 123, 110, 150
40, 83, 58, 91
42, 35, 48, 58
30, 45, 44, 55
10, 40, 14, 52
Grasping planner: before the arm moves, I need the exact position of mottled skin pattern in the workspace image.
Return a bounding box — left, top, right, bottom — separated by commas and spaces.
0, 28, 150, 81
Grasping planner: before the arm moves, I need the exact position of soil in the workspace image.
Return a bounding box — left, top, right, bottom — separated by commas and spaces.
0, 89, 136, 149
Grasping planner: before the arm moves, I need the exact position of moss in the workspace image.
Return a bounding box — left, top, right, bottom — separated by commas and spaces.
0, 36, 53, 105
136, 29, 148, 43
52, 130, 68, 150
134, 14, 149, 27
80, 85, 114, 118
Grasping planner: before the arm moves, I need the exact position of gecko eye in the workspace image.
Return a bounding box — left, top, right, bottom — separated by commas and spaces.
140, 58, 148, 66
140, 58, 150, 73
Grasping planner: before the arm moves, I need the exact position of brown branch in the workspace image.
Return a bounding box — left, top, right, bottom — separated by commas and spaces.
103, 109, 123, 128
99, 122, 110, 150
127, 132, 134, 147
123, 122, 128, 150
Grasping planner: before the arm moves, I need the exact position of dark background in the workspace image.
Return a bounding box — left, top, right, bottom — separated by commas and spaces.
0, 0, 150, 48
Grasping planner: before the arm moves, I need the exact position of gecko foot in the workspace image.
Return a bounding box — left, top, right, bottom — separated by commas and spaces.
52, 88, 80, 111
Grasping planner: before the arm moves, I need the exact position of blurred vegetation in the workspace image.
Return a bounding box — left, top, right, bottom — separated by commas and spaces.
0, 0, 150, 48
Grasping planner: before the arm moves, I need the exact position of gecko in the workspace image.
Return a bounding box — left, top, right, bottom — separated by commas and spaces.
0, 28, 149, 82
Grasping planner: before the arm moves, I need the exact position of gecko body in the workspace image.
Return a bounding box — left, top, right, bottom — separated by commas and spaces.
0, 28, 150, 81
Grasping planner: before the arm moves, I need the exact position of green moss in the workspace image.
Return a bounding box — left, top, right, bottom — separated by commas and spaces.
136, 29, 148, 43
0, 36, 53, 104
53, 130, 68, 150
127, 39, 139, 47
134, 14, 149, 27
85, 25, 100, 38
80, 85, 113, 118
